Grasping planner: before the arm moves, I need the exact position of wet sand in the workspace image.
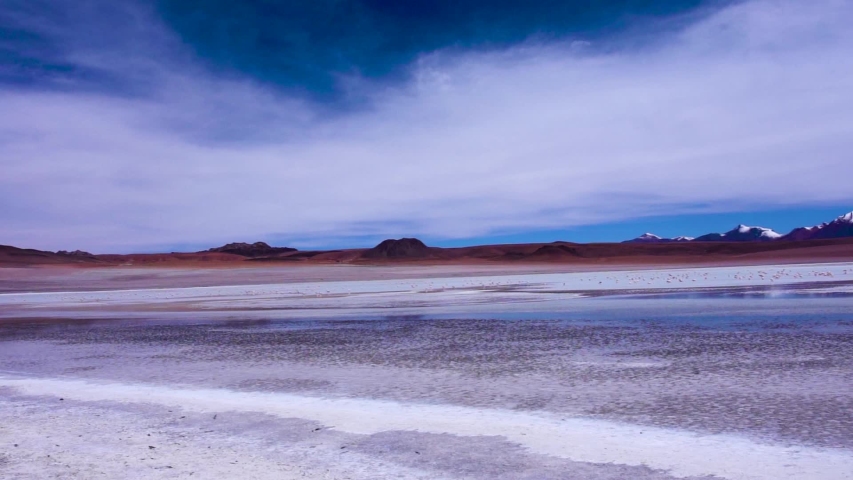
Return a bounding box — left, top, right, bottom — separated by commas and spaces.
1, 263, 853, 479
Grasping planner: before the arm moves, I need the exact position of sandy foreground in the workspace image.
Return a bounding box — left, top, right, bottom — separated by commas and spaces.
2, 262, 853, 479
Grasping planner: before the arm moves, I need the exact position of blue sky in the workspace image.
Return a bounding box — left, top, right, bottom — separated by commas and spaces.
1, 0, 852, 252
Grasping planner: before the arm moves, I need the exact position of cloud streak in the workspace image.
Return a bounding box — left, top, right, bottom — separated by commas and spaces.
2, 0, 853, 252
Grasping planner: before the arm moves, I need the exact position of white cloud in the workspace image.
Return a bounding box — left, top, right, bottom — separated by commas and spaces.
2, 0, 853, 252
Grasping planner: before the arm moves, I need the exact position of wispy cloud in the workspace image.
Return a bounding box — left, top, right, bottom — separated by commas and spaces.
1, 0, 852, 252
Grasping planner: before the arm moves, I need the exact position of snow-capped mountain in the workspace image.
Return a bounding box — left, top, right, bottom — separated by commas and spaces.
781, 211, 853, 241
624, 233, 663, 243
694, 225, 782, 242
623, 233, 693, 243
623, 211, 853, 243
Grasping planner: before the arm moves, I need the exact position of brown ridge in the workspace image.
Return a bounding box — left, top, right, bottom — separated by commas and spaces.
4, 236, 853, 268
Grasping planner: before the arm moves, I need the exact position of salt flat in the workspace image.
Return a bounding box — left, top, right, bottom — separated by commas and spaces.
2, 376, 851, 480
1, 263, 853, 479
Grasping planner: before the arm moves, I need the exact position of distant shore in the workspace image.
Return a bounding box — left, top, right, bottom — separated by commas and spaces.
3, 236, 853, 271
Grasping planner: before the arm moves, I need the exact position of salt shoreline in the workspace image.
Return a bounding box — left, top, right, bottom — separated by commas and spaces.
3, 375, 852, 480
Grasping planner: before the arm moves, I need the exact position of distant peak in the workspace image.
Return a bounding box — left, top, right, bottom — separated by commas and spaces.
216, 241, 270, 249
623, 232, 677, 243
836, 211, 853, 224
730, 224, 780, 238
362, 238, 431, 259
56, 249, 94, 257
205, 241, 296, 257
374, 237, 427, 248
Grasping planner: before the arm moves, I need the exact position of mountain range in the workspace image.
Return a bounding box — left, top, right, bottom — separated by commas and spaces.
625, 211, 853, 243
3, 211, 853, 267
782, 211, 853, 241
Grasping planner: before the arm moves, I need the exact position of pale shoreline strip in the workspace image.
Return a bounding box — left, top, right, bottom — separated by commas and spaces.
2, 375, 851, 480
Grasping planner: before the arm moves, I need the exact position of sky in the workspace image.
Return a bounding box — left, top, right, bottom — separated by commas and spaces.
2, 0, 852, 253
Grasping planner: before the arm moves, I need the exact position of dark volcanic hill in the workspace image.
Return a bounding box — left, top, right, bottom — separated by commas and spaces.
530, 243, 581, 257
782, 212, 853, 241
56, 249, 95, 257
0, 245, 101, 265
205, 242, 296, 258
361, 238, 432, 259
